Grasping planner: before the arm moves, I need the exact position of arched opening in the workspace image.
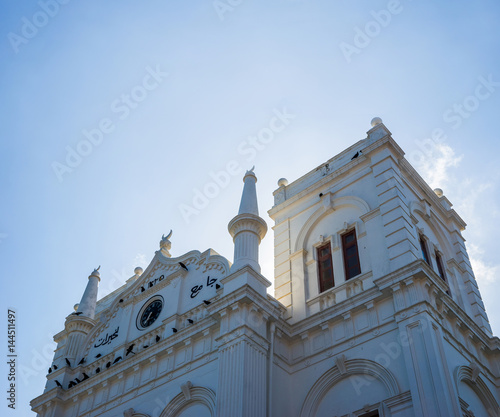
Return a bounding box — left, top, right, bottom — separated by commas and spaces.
160, 386, 216, 417
300, 359, 399, 417
456, 366, 499, 416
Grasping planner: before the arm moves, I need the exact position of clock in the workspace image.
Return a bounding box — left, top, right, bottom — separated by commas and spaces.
137, 296, 164, 330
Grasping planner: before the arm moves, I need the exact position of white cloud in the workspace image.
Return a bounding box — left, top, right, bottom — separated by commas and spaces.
133, 253, 148, 268
456, 181, 493, 223
467, 243, 499, 284
417, 143, 462, 188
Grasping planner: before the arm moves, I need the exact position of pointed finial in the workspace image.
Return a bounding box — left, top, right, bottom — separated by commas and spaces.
160, 231, 172, 258
90, 266, 101, 278
243, 166, 257, 183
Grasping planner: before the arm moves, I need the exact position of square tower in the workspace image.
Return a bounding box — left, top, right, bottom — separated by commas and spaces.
269, 118, 491, 335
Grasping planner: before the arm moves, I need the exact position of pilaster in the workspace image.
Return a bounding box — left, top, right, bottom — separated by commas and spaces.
216, 330, 268, 417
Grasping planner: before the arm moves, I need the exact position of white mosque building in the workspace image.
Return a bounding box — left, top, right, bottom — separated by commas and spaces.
31, 119, 500, 417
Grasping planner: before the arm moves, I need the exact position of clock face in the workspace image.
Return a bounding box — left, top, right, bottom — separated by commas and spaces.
137, 296, 163, 330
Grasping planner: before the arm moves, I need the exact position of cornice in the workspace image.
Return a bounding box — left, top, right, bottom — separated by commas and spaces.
227, 213, 268, 240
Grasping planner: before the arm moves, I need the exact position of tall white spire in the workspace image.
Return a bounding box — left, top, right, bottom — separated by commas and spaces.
237, 167, 259, 216
228, 168, 267, 273
76, 267, 101, 319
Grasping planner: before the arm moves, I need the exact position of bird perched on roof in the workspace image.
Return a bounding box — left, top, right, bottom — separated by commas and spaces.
156, 335, 161, 342
95, 353, 101, 358
78, 358, 85, 365
95, 367, 100, 374
179, 262, 188, 271
65, 358, 71, 367
188, 319, 194, 324
113, 356, 122, 364
351, 150, 362, 160
172, 328, 178, 333
106, 361, 111, 368
126, 344, 135, 356
48, 367, 52, 374
55, 380, 62, 388
203, 300, 211, 305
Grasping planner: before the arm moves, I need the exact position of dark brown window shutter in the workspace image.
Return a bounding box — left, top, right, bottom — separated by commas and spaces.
317, 243, 334, 292
342, 230, 361, 280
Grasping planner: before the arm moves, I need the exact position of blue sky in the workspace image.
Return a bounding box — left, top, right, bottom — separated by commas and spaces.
1, 0, 500, 414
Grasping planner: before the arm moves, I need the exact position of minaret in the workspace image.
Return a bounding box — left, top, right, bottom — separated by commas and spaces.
45, 267, 100, 388
228, 167, 267, 273
76, 266, 101, 319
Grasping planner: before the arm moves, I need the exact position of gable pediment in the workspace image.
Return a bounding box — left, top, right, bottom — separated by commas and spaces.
79, 249, 230, 364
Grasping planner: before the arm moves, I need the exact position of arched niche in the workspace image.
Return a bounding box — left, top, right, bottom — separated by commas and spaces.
160, 386, 216, 417
409, 200, 453, 259
455, 365, 499, 416
295, 195, 371, 253
300, 358, 399, 417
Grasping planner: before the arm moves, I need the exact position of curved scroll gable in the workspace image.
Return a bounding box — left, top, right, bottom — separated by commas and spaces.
455, 365, 499, 415
160, 386, 216, 417
81, 249, 230, 358
300, 358, 399, 417
132, 250, 229, 297
295, 195, 371, 252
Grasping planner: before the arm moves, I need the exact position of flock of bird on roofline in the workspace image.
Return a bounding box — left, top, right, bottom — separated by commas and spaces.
49, 262, 215, 390
49, 150, 365, 391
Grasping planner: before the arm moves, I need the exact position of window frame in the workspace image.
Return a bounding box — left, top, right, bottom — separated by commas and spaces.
341, 229, 361, 280
419, 234, 430, 265
316, 241, 335, 293
435, 250, 447, 282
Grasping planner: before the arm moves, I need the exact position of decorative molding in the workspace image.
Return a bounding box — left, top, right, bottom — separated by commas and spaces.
455, 365, 499, 414
300, 358, 400, 417
180, 380, 193, 400
294, 195, 371, 252
360, 207, 380, 223
334, 354, 347, 375
160, 386, 216, 417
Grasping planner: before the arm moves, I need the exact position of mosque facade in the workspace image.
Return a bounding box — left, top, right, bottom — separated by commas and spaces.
31, 119, 500, 417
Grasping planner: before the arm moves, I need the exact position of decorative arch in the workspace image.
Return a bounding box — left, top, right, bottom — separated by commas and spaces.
160, 386, 216, 417
300, 358, 399, 417
409, 200, 453, 259
295, 195, 371, 252
455, 365, 499, 415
